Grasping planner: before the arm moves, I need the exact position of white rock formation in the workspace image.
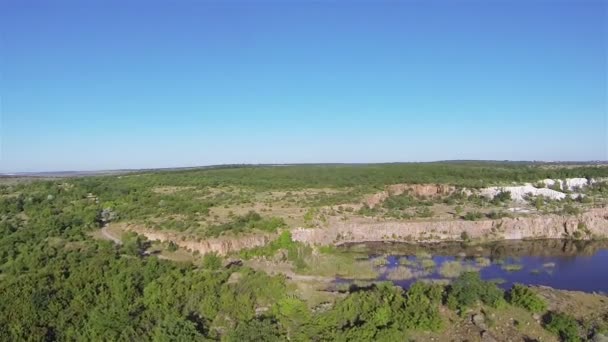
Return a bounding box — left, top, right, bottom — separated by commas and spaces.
563, 178, 590, 190
480, 185, 566, 202
541, 178, 590, 191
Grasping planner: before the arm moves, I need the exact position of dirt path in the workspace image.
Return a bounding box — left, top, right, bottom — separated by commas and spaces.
244, 259, 334, 282
101, 224, 122, 245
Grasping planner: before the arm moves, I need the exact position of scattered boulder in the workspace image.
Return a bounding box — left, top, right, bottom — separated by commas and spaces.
273, 249, 288, 262
472, 313, 487, 330
224, 258, 243, 268
481, 330, 498, 342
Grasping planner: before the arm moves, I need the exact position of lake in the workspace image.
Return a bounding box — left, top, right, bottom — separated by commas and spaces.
336, 239, 608, 293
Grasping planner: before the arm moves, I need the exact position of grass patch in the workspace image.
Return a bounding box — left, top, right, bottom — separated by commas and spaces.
501, 264, 524, 272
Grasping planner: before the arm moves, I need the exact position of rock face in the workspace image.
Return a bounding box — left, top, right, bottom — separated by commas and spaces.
365, 184, 456, 207
364, 178, 594, 207
122, 224, 275, 256
291, 207, 608, 246
479, 178, 595, 202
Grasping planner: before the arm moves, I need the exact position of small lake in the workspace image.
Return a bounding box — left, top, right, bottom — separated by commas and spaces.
336, 239, 608, 293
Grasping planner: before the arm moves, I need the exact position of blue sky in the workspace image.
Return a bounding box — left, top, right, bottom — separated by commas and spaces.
1, 0, 606, 172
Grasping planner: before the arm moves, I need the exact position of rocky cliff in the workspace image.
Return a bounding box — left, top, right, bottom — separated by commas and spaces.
291, 207, 608, 246
121, 224, 275, 256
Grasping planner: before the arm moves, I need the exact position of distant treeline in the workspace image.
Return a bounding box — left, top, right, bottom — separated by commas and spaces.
86, 162, 608, 190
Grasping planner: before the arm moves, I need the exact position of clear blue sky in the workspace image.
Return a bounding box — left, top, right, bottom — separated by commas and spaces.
1, 0, 606, 172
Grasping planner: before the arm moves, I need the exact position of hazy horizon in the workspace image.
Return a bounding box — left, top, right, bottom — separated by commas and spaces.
1, 0, 607, 173
3, 159, 608, 175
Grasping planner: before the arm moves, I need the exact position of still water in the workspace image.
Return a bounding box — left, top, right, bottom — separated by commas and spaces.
337, 239, 608, 293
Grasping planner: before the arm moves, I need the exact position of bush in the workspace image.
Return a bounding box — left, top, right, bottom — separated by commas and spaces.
487, 210, 511, 219
507, 284, 547, 313
357, 204, 379, 217
205, 211, 285, 237
491, 190, 512, 204
463, 211, 483, 221
561, 205, 581, 216
446, 272, 505, 311
545, 312, 580, 342
415, 206, 434, 218
202, 252, 223, 270
167, 241, 178, 252
402, 282, 443, 331
460, 231, 471, 242
226, 317, 283, 342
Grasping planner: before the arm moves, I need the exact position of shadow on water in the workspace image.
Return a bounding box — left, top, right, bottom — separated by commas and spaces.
335, 239, 608, 293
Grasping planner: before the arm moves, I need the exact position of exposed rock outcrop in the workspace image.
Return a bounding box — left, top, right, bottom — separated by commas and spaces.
365, 183, 456, 207
479, 185, 568, 202
291, 207, 608, 246
120, 224, 275, 256
542, 177, 591, 191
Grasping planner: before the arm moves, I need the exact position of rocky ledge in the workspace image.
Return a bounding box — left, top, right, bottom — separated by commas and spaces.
291, 207, 608, 246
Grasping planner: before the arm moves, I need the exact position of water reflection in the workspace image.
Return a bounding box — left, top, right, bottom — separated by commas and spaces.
336, 240, 608, 293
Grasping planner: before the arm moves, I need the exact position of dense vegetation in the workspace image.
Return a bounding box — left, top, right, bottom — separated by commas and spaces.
1, 164, 607, 340
99, 163, 607, 189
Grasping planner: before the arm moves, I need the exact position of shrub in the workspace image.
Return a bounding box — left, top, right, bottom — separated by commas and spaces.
227, 317, 283, 342
202, 252, 223, 270
545, 312, 580, 342
507, 284, 547, 313
205, 211, 285, 237
383, 194, 418, 210
463, 211, 483, 221
416, 206, 434, 218
167, 241, 178, 252
561, 205, 581, 216
491, 190, 512, 204
357, 204, 379, 217
487, 210, 511, 219
460, 231, 471, 242
402, 282, 443, 331
446, 272, 505, 311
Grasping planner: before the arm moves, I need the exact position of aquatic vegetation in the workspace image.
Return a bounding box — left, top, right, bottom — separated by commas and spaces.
419, 278, 451, 286
420, 258, 437, 270
475, 257, 492, 267
487, 278, 506, 285
501, 263, 524, 272
371, 256, 389, 267
439, 261, 465, 278
386, 266, 415, 280
398, 256, 416, 266
415, 251, 432, 259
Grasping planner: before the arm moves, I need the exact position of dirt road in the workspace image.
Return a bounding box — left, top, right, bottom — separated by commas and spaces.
101, 224, 122, 245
